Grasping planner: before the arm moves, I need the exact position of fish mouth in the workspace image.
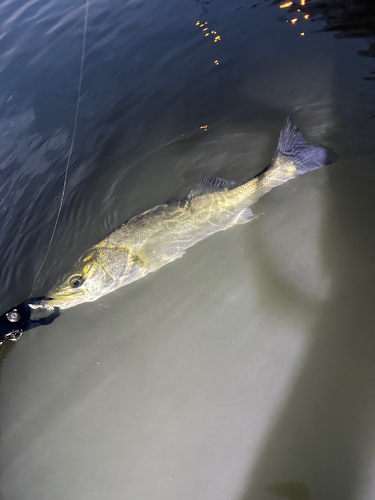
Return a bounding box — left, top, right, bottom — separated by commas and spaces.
42, 292, 87, 309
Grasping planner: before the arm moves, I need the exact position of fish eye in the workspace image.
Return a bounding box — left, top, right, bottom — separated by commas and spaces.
69, 275, 85, 288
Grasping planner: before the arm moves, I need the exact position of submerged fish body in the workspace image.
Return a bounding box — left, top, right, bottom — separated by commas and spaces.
45, 119, 337, 309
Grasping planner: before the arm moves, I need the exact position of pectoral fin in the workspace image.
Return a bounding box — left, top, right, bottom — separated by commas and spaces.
138, 241, 186, 271
235, 207, 261, 224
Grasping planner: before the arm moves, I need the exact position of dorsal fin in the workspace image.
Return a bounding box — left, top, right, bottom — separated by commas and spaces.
187, 174, 238, 200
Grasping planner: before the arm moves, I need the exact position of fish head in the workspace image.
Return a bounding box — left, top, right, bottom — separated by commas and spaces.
44, 246, 129, 308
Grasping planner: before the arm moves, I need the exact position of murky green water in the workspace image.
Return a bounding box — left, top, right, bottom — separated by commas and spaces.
1, 0, 375, 499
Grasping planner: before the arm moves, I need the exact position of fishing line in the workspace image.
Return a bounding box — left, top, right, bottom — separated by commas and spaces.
32, 0, 90, 294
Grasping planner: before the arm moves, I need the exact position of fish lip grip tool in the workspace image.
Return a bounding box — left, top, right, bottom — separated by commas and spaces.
0, 298, 60, 345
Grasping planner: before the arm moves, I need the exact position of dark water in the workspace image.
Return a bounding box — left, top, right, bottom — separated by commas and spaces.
1, 0, 375, 499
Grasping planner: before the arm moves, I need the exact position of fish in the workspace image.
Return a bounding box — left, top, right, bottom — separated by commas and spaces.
44, 118, 337, 309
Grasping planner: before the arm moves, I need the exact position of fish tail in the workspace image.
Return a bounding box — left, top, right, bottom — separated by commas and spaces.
272, 117, 338, 176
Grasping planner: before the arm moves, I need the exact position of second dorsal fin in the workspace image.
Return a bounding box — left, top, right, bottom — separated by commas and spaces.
187, 174, 238, 200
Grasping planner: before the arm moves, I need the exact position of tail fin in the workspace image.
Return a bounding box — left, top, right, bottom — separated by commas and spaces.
273, 117, 338, 175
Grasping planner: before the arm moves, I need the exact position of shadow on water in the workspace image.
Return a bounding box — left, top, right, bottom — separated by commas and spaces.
240, 172, 375, 500
0, 344, 16, 383
238, 3, 375, 499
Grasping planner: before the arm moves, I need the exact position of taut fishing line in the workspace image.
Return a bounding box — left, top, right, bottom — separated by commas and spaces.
32, 0, 90, 294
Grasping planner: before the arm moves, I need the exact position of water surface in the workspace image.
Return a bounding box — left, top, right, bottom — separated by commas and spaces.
1, 0, 375, 499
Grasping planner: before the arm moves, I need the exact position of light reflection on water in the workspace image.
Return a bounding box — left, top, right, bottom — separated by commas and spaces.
1, 0, 375, 499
